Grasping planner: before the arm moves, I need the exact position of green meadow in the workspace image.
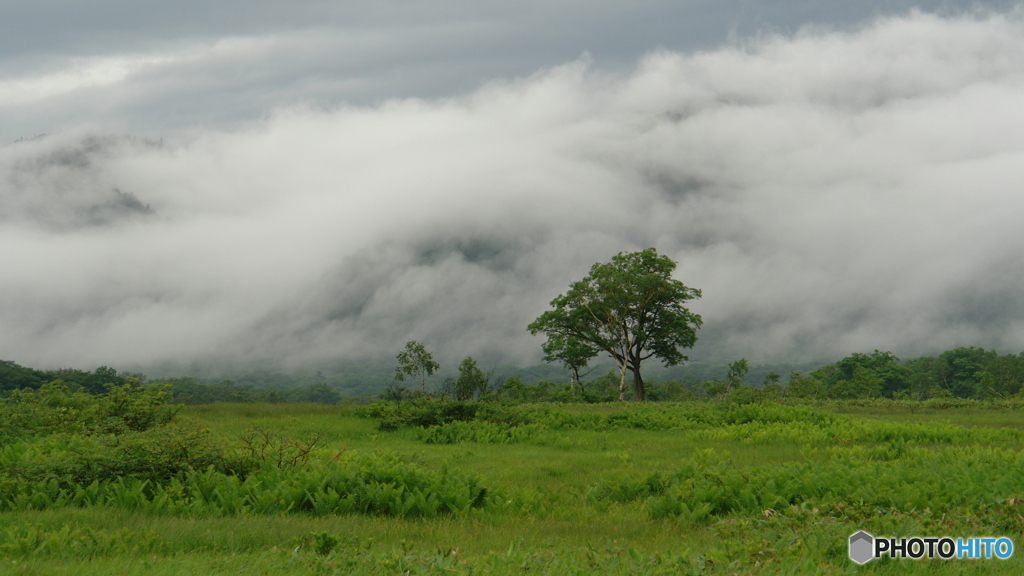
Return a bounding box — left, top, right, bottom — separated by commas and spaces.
3, 391, 1024, 575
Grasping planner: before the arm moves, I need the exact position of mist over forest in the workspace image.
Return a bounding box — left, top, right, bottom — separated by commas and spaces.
3, 9, 1024, 376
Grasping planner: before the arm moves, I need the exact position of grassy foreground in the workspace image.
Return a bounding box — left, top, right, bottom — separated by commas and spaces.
3, 400, 1024, 575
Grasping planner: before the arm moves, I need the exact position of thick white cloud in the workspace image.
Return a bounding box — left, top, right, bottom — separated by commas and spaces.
3, 10, 1024, 371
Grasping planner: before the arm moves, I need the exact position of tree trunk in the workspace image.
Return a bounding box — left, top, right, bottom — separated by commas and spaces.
617, 360, 629, 401
632, 366, 645, 401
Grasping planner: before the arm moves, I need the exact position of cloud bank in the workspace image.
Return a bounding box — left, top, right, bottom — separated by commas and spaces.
3, 10, 1024, 371
6, 1, 1014, 145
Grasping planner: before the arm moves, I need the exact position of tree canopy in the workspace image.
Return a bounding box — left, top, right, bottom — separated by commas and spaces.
538, 334, 597, 393
394, 341, 440, 393
528, 248, 702, 401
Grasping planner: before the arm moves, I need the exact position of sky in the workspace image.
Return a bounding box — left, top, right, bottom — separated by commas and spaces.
2, 1, 1024, 373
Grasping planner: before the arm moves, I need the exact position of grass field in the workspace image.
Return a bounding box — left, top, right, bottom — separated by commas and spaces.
3, 400, 1024, 574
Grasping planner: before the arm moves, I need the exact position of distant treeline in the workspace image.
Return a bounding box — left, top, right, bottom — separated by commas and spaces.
0, 361, 350, 405
389, 347, 1024, 403
160, 377, 346, 405
782, 347, 1024, 400
0, 361, 138, 395
3, 345, 1023, 403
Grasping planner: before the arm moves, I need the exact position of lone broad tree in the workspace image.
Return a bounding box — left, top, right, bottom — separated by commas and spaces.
528, 248, 702, 401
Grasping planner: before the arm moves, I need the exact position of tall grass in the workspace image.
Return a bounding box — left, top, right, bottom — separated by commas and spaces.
0, 451, 491, 518
4, 399, 1024, 574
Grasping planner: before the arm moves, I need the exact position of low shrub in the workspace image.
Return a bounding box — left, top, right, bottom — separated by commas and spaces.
416, 421, 550, 444
363, 400, 528, 431
0, 424, 230, 485
0, 381, 179, 442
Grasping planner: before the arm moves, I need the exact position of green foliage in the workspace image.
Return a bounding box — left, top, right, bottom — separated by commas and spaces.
939, 347, 998, 397
701, 379, 728, 399
454, 358, 487, 401
0, 360, 49, 392
726, 359, 749, 389
394, 341, 440, 393
368, 399, 878, 442
288, 531, 710, 576
416, 421, 550, 445
778, 347, 1024, 401
642, 379, 697, 402
580, 371, 627, 402
529, 248, 702, 401
7, 400, 1024, 574
0, 524, 162, 558
164, 377, 343, 405
0, 451, 490, 518
782, 371, 821, 399
497, 378, 583, 403
93, 382, 181, 434
0, 381, 179, 442
645, 444, 1024, 522
162, 377, 255, 403
826, 366, 882, 399
0, 382, 95, 441
368, 399, 1024, 459
495, 371, 697, 403
978, 352, 1024, 397
805, 347, 1024, 401
703, 359, 752, 400
0, 365, 132, 396
236, 426, 325, 470
0, 390, 494, 519
0, 424, 230, 485
0, 380, 243, 487
813, 351, 905, 399
538, 335, 598, 389
363, 399, 528, 432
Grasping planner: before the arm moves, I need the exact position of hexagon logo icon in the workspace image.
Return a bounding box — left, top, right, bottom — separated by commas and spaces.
849, 531, 874, 564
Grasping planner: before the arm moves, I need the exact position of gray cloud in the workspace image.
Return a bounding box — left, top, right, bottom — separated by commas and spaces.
4, 1, 1019, 143
3, 10, 1024, 373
